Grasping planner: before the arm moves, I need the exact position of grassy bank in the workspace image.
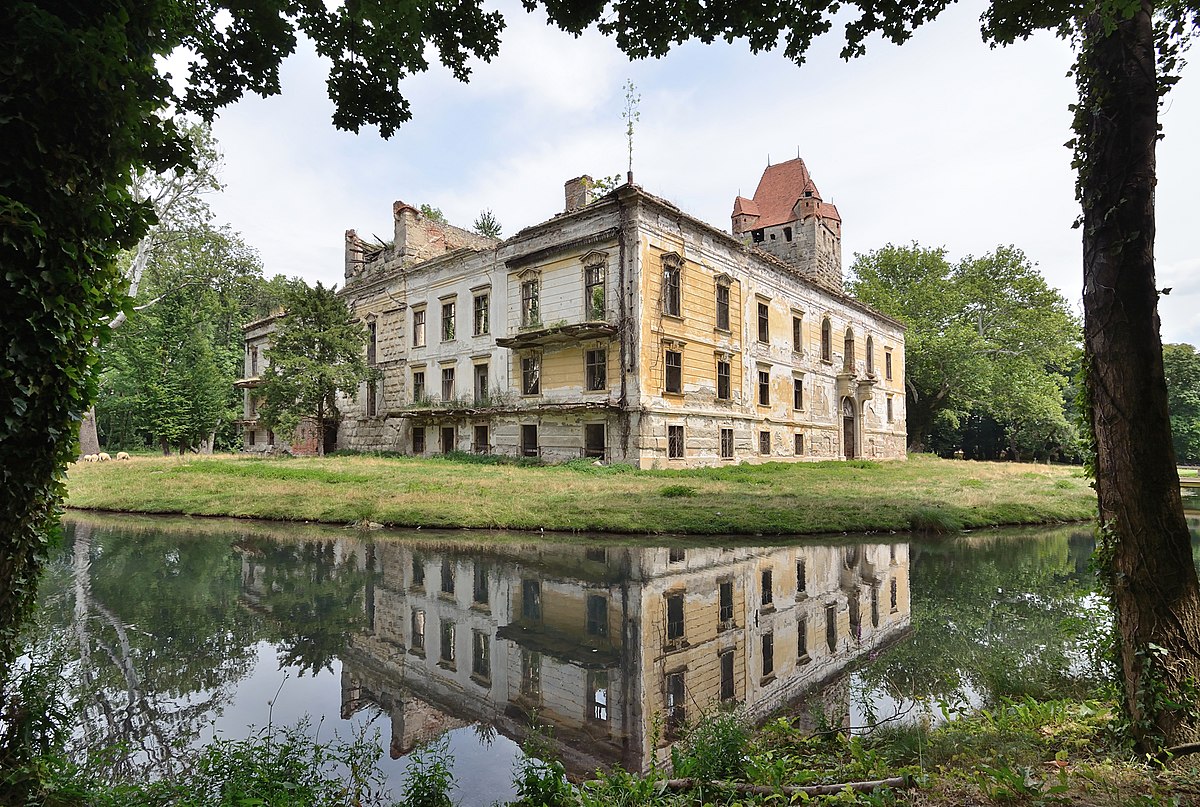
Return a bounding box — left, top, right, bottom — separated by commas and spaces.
65, 452, 1096, 535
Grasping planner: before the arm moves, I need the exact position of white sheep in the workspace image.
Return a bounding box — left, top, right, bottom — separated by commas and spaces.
115, 451, 131, 461
82, 454, 98, 463
97, 452, 112, 462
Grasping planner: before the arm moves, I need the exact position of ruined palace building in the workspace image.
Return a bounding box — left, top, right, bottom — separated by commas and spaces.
239, 159, 906, 463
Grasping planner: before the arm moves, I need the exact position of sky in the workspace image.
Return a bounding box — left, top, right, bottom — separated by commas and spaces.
200, 0, 1200, 345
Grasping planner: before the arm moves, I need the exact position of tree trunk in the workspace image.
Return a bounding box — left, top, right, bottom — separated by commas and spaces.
78, 407, 101, 457
1080, 2, 1200, 751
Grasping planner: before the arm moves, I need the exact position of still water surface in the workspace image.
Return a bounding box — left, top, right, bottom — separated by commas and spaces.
34, 513, 1108, 804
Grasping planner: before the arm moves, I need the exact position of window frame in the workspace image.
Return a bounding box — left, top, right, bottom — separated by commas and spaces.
440, 365, 455, 401
715, 281, 730, 331
661, 254, 682, 317
473, 292, 490, 336
412, 307, 427, 348
793, 376, 804, 410
720, 428, 734, 460
667, 424, 685, 459
665, 349, 683, 394
584, 262, 606, 320
585, 347, 607, 391
521, 351, 541, 396
716, 357, 731, 401
520, 276, 540, 328
757, 301, 770, 344
759, 430, 771, 455
757, 369, 770, 406
441, 299, 456, 342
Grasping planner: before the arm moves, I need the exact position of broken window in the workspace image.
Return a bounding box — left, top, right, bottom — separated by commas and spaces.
669, 547, 685, 564
890, 578, 898, 612
474, 293, 489, 336
843, 328, 855, 371
821, 318, 832, 363
440, 557, 454, 594
866, 336, 875, 376
792, 315, 803, 352
798, 616, 809, 659
440, 620, 455, 667
521, 424, 538, 457
885, 350, 893, 380
662, 259, 681, 317
522, 579, 542, 620
716, 283, 730, 331
762, 631, 774, 679
757, 302, 769, 343
413, 308, 426, 347
668, 425, 685, 459
473, 562, 489, 604
411, 609, 425, 652
586, 594, 608, 637
411, 555, 425, 588
666, 592, 684, 643
520, 649, 542, 701
758, 370, 769, 406
761, 569, 773, 607
666, 671, 686, 734
585, 262, 606, 320
412, 426, 426, 455
720, 650, 735, 701
719, 580, 733, 625
793, 376, 804, 410
589, 670, 609, 721
365, 380, 377, 417
584, 423, 605, 459
521, 352, 540, 395
759, 430, 771, 455
716, 358, 731, 401
474, 363, 489, 404
797, 558, 807, 594
826, 603, 837, 652
585, 348, 606, 391
367, 320, 377, 364
720, 428, 734, 459
441, 426, 455, 454
247, 430, 256, 446
665, 350, 682, 394
521, 277, 540, 327
472, 630, 490, 681
441, 366, 455, 401
412, 370, 425, 402
473, 424, 489, 454
751, 228, 764, 243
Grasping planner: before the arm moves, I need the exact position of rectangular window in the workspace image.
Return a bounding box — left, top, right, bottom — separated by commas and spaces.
589, 670, 609, 721
521, 650, 542, 700
584, 423, 605, 459
472, 630, 490, 680
586, 595, 608, 637
473, 424, 489, 454
413, 308, 426, 347
474, 363, 489, 404
761, 569, 773, 607
668, 425, 685, 459
440, 620, 456, 667
440, 558, 454, 594
798, 616, 809, 659
473, 563, 489, 605
666, 671, 686, 734
890, 578, 898, 612
442, 301, 456, 341
412, 370, 425, 402
247, 430, 256, 446
872, 584, 880, 628
797, 559, 807, 594
663, 265, 681, 317
716, 359, 731, 401
758, 369, 770, 406
441, 366, 455, 401
720, 650, 735, 701
412, 426, 426, 454
665, 350, 682, 394
759, 430, 771, 455
522, 579, 542, 620
669, 547, 685, 564
887, 396, 894, 422
585, 263, 606, 320
762, 632, 774, 679
367, 320, 377, 365
441, 426, 455, 454
885, 351, 893, 380
720, 428, 734, 459
521, 277, 540, 327
716, 283, 730, 331
666, 593, 684, 642
586, 548, 607, 563
585, 348, 607, 391
412, 555, 425, 588
411, 609, 426, 652
365, 381, 377, 417
473, 293, 489, 336
757, 302, 769, 343
522, 353, 540, 395
793, 377, 804, 410
792, 315, 803, 352
826, 603, 838, 651
521, 424, 538, 457
719, 580, 734, 625
794, 433, 804, 456
250, 347, 258, 376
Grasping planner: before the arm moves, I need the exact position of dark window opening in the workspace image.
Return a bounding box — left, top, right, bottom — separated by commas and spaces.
720, 428, 734, 459
473, 563, 489, 605
521, 650, 541, 700
666, 671, 686, 734
797, 559, 807, 594
522, 353, 540, 395
762, 632, 774, 679
716, 284, 730, 331
719, 580, 734, 625
522, 579, 542, 620
821, 318, 832, 362
751, 228, 765, 243
585, 263, 606, 320
757, 302, 769, 343
669, 547, 685, 564
663, 264, 681, 317
668, 425, 685, 459
589, 670, 609, 721
441, 301, 455, 341
521, 424, 539, 457
441, 426, 455, 454
440, 620, 455, 667
798, 617, 809, 659
665, 350, 682, 393
474, 363, 489, 405
440, 558, 454, 595
585, 348, 607, 391
826, 603, 837, 652
474, 424, 489, 454
584, 423, 606, 459
717, 359, 731, 401
411, 609, 425, 651
890, 578, 898, 612
366, 321, 377, 365
792, 316, 803, 352
412, 427, 426, 454
720, 650, 735, 701
587, 595, 608, 637
758, 370, 770, 406
441, 366, 455, 401
666, 593, 685, 642
793, 377, 804, 410
783, 226, 793, 242
761, 569, 773, 607
472, 630, 490, 680
759, 430, 771, 455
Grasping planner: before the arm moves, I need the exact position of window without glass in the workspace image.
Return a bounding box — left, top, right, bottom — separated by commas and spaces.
522, 579, 542, 620
441, 367, 455, 401
473, 563, 489, 604
826, 603, 838, 652
762, 632, 774, 679
473, 424, 489, 454
821, 318, 832, 362
890, 578, 898, 611
473, 293, 489, 336
440, 620, 456, 667
757, 302, 769, 343
716, 358, 731, 401
585, 348, 606, 391
440, 558, 454, 594
666, 593, 684, 642
247, 430, 256, 446
719, 580, 734, 624
669, 547, 685, 564
413, 308, 426, 347
798, 616, 809, 659
665, 350, 682, 393
584, 423, 605, 459
794, 433, 804, 456
792, 315, 803, 352
589, 670, 609, 721
365, 381, 377, 417
412, 370, 425, 402
585, 263, 605, 320
366, 321, 377, 365
761, 569, 773, 607
472, 630, 490, 680
793, 377, 803, 409
758, 370, 770, 406
521, 352, 540, 395
521, 424, 538, 457
716, 283, 730, 331
797, 559, 807, 594
662, 261, 681, 317
866, 336, 875, 375
441, 301, 456, 341
885, 350, 893, 380
668, 425, 685, 459
720, 428, 734, 459
411, 609, 426, 651
666, 671, 686, 732
844, 328, 855, 371
720, 650, 735, 701
521, 649, 542, 700
521, 277, 540, 327
474, 363, 489, 404
586, 595, 608, 637
412, 555, 425, 588
412, 426, 426, 454
759, 430, 771, 455
441, 426, 454, 454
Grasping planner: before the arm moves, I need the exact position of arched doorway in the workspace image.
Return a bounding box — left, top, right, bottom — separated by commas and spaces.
841, 397, 856, 459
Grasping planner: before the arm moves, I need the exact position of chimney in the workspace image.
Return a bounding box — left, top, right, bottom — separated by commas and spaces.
564, 176, 593, 212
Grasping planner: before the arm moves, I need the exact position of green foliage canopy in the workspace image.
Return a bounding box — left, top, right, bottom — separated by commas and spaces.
1163, 343, 1200, 464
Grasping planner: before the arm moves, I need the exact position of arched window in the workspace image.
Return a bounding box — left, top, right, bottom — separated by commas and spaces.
821, 318, 832, 363
866, 336, 875, 376
843, 328, 855, 371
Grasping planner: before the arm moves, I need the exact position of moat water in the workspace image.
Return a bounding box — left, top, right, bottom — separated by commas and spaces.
26, 513, 1123, 804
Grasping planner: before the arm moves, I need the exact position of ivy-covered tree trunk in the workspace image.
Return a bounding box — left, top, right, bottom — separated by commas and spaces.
1079, 2, 1200, 751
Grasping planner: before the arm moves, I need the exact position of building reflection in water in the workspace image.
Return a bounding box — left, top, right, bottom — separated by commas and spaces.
240, 536, 912, 775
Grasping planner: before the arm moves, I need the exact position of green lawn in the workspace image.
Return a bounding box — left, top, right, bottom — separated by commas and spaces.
66, 453, 1097, 535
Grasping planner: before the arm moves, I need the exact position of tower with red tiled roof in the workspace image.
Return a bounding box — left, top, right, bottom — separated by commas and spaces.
731, 158, 843, 292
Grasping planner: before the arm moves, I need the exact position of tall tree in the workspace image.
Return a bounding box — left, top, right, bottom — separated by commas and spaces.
257, 283, 373, 457
1163, 344, 1200, 464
